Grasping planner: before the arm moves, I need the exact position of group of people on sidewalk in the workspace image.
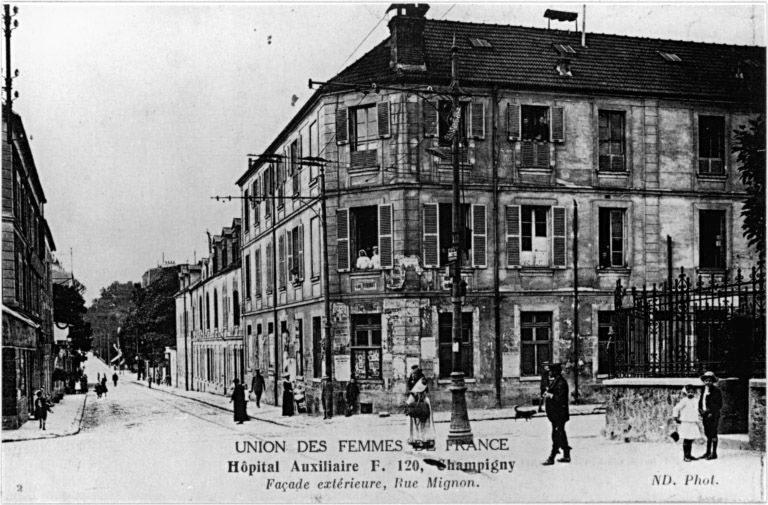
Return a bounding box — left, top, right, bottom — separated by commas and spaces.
672, 371, 722, 462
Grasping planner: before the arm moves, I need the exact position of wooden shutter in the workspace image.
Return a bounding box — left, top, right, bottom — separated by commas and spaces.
521, 142, 535, 167
286, 230, 293, 283
470, 101, 485, 139
251, 180, 257, 208
508, 103, 521, 140
423, 204, 439, 267
506, 205, 521, 267
378, 204, 393, 269
377, 101, 391, 138
552, 206, 567, 267
335, 107, 348, 144
550, 106, 565, 143
336, 208, 349, 271
278, 235, 285, 288
297, 224, 304, 279
423, 100, 438, 137
471, 204, 487, 267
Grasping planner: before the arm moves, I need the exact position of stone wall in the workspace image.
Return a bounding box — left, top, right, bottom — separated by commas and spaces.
748, 379, 765, 451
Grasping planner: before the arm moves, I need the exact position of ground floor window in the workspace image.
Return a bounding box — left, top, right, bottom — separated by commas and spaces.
351, 314, 382, 379
597, 311, 615, 375
521, 312, 551, 376
438, 312, 473, 379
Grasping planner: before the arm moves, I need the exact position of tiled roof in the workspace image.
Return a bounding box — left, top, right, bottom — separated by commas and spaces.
332, 19, 765, 102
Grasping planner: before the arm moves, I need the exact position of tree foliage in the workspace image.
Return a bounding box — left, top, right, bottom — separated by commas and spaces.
85, 281, 137, 360
733, 117, 766, 259
53, 282, 92, 353
122, 268, 180, 363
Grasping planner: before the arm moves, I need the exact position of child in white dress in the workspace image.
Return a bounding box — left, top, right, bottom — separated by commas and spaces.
672, 384, 702, 462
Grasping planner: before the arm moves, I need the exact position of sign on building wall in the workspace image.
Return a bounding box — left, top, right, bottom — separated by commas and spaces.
334, 354, 350, 382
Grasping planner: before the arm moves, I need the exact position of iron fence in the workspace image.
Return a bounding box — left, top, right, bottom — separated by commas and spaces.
610, 266, 765, 378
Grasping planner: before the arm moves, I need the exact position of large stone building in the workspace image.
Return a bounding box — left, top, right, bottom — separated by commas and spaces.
2, 108, 56, 428
236, 5, 764, 412
176, 219, 244, 395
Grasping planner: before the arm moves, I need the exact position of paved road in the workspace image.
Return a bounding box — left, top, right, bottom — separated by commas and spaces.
2, 356, 764, 502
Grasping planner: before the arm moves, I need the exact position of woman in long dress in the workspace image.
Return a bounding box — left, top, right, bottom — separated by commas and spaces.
230, 379, 248, 424
408, 378, 436, 450
282, 375, 295, 416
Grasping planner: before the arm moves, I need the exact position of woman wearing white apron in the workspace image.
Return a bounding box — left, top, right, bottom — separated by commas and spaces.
408, 378, 436, 450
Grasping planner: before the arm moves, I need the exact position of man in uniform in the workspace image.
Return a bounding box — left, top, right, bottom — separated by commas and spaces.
542, 363, 571, 465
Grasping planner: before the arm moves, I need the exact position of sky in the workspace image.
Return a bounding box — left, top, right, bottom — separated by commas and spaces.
7, 1, 766, 302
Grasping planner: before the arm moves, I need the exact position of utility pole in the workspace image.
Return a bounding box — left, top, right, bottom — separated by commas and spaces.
572, 200, 580, 403
3, 4, 18, 149
320, 163, 334, 418
447, 38, 472, 444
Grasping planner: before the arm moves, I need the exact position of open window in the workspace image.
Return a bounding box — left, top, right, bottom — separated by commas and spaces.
505, 205, 567, 268
336, 204, 393, 271
508, 104, 564, 169
598, 208, 626, 269
699, 210, 726, 270
422, 203, 487, 268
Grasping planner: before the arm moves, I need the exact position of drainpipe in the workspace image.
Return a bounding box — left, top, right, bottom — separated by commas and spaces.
272, 165, 280, 406
491, 87, 502, 409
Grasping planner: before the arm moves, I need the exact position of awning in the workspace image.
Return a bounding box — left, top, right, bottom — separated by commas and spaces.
2, 306, 40, 329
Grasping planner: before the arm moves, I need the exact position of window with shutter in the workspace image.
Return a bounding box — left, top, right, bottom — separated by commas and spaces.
470, 102, 485, 139
377, 101, 390, 138
550, 106, 565, 143
243, 189, 251, 231
254, 248, 262, 298
297, 224, 304, 279
336, 107, 348, 144
423, 204, 439, 267
266, 242, 273, 293
506, 205, 521, 267
508, 103, 521, 140
552, 206, 567, 267
278, 234, 286, 289
472, 205, 487, 267
286, 229, 293, 283
423, 100, 438, 137
378, 204, 393, 269
336, 209, 350, 271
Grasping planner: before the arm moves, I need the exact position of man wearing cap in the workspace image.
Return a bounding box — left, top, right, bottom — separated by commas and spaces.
698, 371, 722, 460
406, 364, 424, 392
542, 363, 571, 465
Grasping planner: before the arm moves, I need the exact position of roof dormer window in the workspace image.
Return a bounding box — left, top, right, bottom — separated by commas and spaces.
657, 51, 682, 62
556, 60, 573, 77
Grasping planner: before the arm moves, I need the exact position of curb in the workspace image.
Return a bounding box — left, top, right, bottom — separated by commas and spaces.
129, 379, 291, 428
2, 392, 89, 444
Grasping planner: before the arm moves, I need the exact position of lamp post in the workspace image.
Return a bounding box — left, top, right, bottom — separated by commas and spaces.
447, 38, 473, 444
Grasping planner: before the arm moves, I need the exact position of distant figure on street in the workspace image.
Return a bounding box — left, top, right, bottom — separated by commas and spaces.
698, 371, 722, 460
230, 379, 248, 424
148, 375, 152, 389
673, 384, 702, 462
100, 376, 108, 398
355, 249, 371, 270
34, 390, 53, 430
282, 375, 294, 417
80, 374, 88, 394
406, 364, 424, 392
251, 370, 265, 408
370, 246, 381, 269
321, 379, 331, 420
95, 381, 103, 399
406, 378, 435, 450
112, 372, 119, 388
538, 361, 551, 413
542, 363, 570, 465
345, 377, 360, 416
294, 378, 307, 414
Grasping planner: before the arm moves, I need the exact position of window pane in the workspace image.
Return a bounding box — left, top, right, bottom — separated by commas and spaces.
534, 209, 547, 237
521, 345, 535, 376
537, 343, 550, 370
535, 327, 550, 341
521, 328, 533, 341
371, 329, 381, 346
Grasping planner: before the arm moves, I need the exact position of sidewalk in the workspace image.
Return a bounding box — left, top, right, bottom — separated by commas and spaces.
1, 392, 89, 443
130, 377, 604, 427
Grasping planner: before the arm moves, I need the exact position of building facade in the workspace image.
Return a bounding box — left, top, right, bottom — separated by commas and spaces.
181, 220, 245, 395
237, 5, 765, 412
2, 108, 56, 428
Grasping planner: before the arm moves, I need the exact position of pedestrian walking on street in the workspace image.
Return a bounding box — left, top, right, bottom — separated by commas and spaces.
406, 378, 435, 450
230, 379, 248, 424
282, 374, 295, 417
95, 381, 103, 398
698, 371, 722, 460
112, 372, 119, 388
101, 376, 108, 398
345, 377, 360, 416
321, 378, 331, 420
538, 361, 550, 413
251, 370, 265, 408
34, 390, 53, 430
542, 363, 571, 465
673, 384, 702, 462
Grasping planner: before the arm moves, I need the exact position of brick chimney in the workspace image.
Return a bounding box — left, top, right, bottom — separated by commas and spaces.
387, 3, 430, 72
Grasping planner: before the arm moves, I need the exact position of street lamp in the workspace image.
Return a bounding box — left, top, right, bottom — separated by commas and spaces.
447, 38, 473, 444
